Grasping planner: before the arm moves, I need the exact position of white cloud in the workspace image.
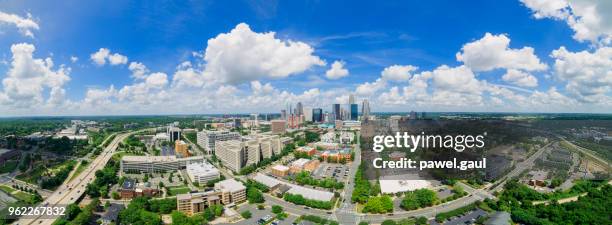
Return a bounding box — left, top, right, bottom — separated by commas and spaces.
456, 33, 547, 72
356, 78, 386, 96
70, 56, 78, 63
128, 62, 148, 79
90, 48, 128, 66
1, 43, 70, 107
502, 69, 538, 87
108, 53, 128, 65
381, 65, 417, 81
521, 0, 612, 45
204, 23, 325, 84
551, 46, 612, 103
325, 60, 349, 79
0, 11, 39, 38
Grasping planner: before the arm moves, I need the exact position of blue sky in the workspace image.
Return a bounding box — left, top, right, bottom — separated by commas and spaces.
0, 0, 610, 116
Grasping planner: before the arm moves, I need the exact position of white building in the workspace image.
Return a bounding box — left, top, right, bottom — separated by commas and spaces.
186, 162, 220, 184
120, 155, 204, 173
196, 130, 241, 154
215, 135, 283, 172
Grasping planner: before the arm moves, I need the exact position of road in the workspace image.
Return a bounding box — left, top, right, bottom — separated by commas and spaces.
489, 141, 553, 193
334, 131, 362, 225
13, 130, 146, 225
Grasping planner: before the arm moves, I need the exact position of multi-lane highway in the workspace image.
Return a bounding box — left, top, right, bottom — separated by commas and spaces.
13, 131, 137, 225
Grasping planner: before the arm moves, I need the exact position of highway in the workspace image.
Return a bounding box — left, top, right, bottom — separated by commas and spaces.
13, 131, 141, 225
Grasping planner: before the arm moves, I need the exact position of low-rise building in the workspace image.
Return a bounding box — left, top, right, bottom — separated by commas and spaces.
271, 165, 290, 177
176, 179, 246, 216
118, 179, 160, 199
99, 204, 125, 225
186, 162, 220, 184
313, 141, 339, 150
295, 146, 316, 157
120, 155, 204, 173
321, 148, 352, 162
289, 158, 320, 174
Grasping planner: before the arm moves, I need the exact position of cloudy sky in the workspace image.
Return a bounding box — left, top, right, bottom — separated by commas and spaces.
0, 0, 610, 116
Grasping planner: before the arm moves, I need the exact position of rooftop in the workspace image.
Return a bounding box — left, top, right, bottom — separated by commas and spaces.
186, 162, 220, 176
216, 179, 246, 192
272, 164, 290, 171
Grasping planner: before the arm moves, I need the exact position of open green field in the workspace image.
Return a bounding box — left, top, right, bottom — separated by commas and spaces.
0, 185, 16, 194
167, 186, 191, 196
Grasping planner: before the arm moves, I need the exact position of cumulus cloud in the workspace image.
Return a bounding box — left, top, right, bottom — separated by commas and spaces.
502, 69, 539, 87
551, 46, 612, 103
456, 33, 547, 72
0, 11, 39, 38
70, 56, 78, 63
203, 23, 325, 84
90, 48, 128, 66
325, 60, 349, 79
128, 62, 148, 79
381, 65, 417, 81
521, 0, 612, 45
1, 43, 70, 107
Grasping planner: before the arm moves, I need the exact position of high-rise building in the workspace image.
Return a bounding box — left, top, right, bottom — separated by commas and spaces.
313, 108, 323, 122
333, 104, 341, 121
304, 107, 313, 122
350, 104, 358, 120
362, 99, 371, 121
410, 111, 417, 120
296, 102, 303, 116
215, 135, 283, 172
281, 110, 287, 120
349, 94, 355, 105
271, 120, 286, 134
196, 130, 241, 155
175, 140, 191, 157
166, 127, 181, 143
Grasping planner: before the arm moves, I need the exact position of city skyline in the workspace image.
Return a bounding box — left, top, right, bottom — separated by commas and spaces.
0, 0, 611, 116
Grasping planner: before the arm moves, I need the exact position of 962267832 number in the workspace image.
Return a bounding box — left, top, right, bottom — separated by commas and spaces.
8, 206, 66, 216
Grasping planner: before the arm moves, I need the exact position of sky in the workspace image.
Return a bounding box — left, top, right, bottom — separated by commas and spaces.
0, 0, 610, 116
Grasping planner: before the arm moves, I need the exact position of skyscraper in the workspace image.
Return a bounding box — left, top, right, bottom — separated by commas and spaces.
296, 102, 303, 116
281, 109, 287, 120
349, 94, 355, 105
362, 99, 370, 121
304, 107, 313, 122
333, 104, 341, 121
313, 108, 323, 122
350, 103, 358, 120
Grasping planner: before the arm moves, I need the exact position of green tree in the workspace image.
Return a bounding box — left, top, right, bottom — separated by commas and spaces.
241, 210, 252, 219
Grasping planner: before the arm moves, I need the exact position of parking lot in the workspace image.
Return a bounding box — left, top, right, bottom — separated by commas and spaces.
312, 163, 350, 182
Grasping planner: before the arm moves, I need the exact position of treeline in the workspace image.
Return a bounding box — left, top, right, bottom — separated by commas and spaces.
53, 199, 100, 225
40, 161, 77, 190
362, 195, 393, 213
294, 171, 344, 190
283, 193, 333, 210
86, 157, 120, 198
400, 189, 438, 211
352, 164, 376, 203
490, 179, 611, 225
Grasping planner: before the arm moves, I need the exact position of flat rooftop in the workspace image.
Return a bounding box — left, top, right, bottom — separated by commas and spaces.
216, 179, 246, 192
122, 155, 203, 162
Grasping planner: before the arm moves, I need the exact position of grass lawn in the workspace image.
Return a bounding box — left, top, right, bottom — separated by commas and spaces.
0, 185, 16, 194
167, 186, 191, 196
0, 160, 19, 173
13, 191, 35, 203
68, 161, 89, 182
